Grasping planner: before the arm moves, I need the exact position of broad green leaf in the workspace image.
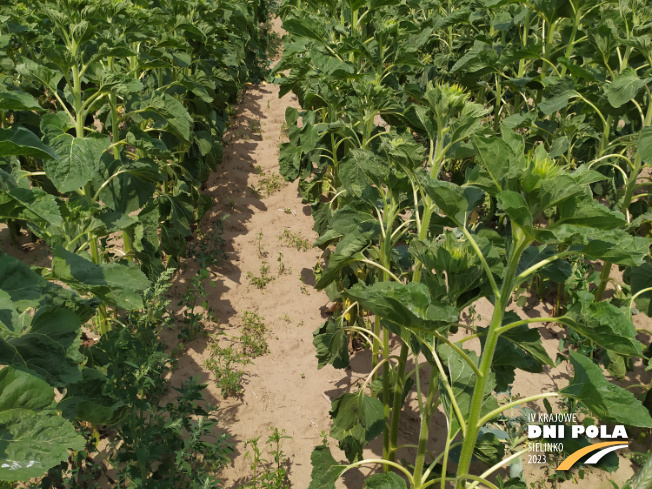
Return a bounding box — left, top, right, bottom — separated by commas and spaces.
0, 304, 83, 387
0, 367, 84, 481
330, 207, 382, 238
561, 351, 652, 427
0, 128, 56, 160
539, 88, 576, 115
330, 390, 384, 462
96, 159, 159, 213
403, 105, 436, 140
484, 313, 554, 391
0, 187, 63, 231
630, 263, 652, 316
0, 90, 42, 111
40, 112, 74, 140
472, 135, 526, 193
438, 345, 499, 434
15, 59, 63, 93
569, 166, 607, 186
58, 368, 125, 425
559, 301, 642, 356
555, 199, 626, 230
577, 229, 650, 267
46, 135, 110, 193
638, 127, 652, 164
424, 180, 484, 225
125, 92, 193, 143
473, 431, 505, 465
0, 253, 97, 321
496, 191, 533, 233
51, 246, 150, 310
158, 190, 194, 256
344, 282, 458, 333
364, 472, 407, 489
315, 251, 363, 290
607, 68, 648, 108
279, 143, 302, 181
313, 318, 349, 369
307, 446, 347, 489
339, 150, 386, 197
537, 175, 586, 211
283, 16, 327, 43
517, 246, 571, 283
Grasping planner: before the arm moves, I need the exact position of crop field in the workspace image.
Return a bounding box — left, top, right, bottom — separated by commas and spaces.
1, 0, 652, 488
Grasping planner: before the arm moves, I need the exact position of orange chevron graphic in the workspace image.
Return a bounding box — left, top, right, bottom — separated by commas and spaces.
556, 441, 628, 470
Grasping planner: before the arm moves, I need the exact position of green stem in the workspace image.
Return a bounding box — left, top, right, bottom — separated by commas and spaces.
412, 369, 438, 484
454, 231, 529, 487
388, 343, 409, 463
595, 151, 643, 300
559, 3, 581, 77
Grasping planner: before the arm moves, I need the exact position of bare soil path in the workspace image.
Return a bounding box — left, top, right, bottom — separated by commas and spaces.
165, 20, 363, 487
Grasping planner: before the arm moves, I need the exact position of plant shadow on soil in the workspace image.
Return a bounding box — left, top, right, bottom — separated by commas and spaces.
162, 87, 273, 466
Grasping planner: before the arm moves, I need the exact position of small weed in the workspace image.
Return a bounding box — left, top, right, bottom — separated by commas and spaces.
279, 229, 311, 251
249, 185, 262, 198
258, 173, 285, 196
300, 285, 309, 295
277, 252, 291, 276
257, 230, 267, 258
205, 312, 269, 398
283, 208, 293, 215
226, 198, 236, 210
188, 217, 229, 268
281, 121, 288, 138
249, 118, 262, 135
247, 261, 275, 289
254, 165, 265, 176
279, 314, 292, 323
239, 428, 291, 489
241, 311, 268, 357
178, 268, 215, 342
204, 341, 247, 397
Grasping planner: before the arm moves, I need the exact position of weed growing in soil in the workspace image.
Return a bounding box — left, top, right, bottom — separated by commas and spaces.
205, 344, 248, 397
178, 268, 215, 342
239, 428, 291, 489
241, 311, 269, 357
249, 118, 262, 135
45, 270, 232, 486
257, 230, 267, 258
205, 312, 270, 397
258, 173, 285, 196
188, 216, 229, 269
248, 261, 275, 289
278, 229, 310, 251
277, 252, 291, 276
249, 185, 262, 198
